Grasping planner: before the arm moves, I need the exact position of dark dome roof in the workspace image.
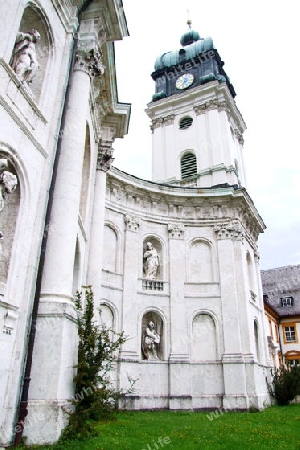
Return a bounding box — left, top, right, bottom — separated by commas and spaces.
180, 29, 201, 46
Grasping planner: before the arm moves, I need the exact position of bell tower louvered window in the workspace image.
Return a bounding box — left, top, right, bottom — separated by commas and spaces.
179, 116, 193, 130
181, 152, 197, 179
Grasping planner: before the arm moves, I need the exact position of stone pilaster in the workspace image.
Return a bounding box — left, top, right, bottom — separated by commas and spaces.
214, 221, 248, 409
119, 214, 141, 361
167, 224, 191, 408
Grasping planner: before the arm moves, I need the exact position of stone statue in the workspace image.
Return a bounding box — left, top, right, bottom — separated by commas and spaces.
0, 161, 18, 243
11, 29, 41, 83
142, 321, 161, 360
143, 242, 159, 279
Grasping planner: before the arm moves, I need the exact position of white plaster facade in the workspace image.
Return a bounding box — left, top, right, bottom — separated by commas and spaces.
102, 167, 271, 412
0, 0, 129, 446
0, 0, 272, 447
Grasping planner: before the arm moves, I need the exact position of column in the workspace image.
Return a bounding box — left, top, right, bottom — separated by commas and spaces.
24, 34, 104, 444
87, 128, 116, 299
214, 220, 248, 409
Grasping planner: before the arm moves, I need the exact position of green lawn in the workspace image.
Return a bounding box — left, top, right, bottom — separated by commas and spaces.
25, 404, 300, 450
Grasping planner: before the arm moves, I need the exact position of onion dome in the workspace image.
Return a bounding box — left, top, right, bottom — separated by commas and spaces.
180, 28, 201, 46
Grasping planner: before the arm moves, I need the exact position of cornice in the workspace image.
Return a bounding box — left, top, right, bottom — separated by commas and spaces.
146, 81, 246, 134
94, 42, 131, 139
52, 0, 78, 33
105, 168, 265, 239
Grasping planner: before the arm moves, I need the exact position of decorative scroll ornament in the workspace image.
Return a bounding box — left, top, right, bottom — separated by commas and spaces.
150, 117, 164, 131
74, 40, 104, 77
168, 223, 184, 239
97, 140, 114, 172
193, 99, 230, 116
234, 129, 244, 145
124, 214, 141, 232
150, 114, 175, 132
214, 220, 244, 241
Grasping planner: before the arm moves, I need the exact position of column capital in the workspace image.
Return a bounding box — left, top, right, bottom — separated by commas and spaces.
168, 223, 184, 239
214, 220, 244, 241
150, 117, 164, 132
234, 129, 244, 146
124, 214, 141, 232
74, 39, 104, 77
97, 140, 114, 172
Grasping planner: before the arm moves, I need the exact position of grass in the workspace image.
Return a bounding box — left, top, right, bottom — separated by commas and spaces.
23, 404, 300, 450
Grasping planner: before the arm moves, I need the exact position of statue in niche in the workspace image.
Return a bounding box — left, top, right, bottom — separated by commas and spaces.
142, 321, 161, 360
143, 242, 159, 279
11, 29, 41, 83
0, 159, 18, 243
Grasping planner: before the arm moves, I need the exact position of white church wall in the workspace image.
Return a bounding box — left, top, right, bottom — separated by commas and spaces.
103, 169, 270, 411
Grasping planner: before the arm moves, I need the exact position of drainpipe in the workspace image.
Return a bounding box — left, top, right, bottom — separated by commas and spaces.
13, 0, 93, 445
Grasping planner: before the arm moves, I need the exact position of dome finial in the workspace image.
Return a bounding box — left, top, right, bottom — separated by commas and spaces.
187, 9, 192, 29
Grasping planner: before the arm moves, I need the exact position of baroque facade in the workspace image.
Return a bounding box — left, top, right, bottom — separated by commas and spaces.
0, 1, 271, 447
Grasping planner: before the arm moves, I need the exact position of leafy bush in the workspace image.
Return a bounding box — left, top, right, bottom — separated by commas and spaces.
267, 364, 300, 406
61, 286, 134, 440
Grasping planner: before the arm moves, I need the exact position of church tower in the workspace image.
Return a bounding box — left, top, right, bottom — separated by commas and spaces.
146, 23, 246, 189
103, 22, 271, 411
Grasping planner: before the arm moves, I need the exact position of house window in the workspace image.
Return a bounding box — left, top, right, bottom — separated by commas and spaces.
179, 116, 193, 130
181, 152, 197, 179
281, 296, 294, 306
288, 359, 300, 367
284, 326, 296, 342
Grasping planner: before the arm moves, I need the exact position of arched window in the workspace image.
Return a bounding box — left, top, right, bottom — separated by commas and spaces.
181, 152, 197, 179
103, 225, 118, 273
246, 251, 256, 298
254, 320, 260, 362
79, 124, 91, 223
192, 314, 217, 361
99, 304, 114, 331
72, 240, 81, 294
179, 116, 193, 130
0, 154, 19, 287
188, 239, 214, 282
179, 49, 186, 63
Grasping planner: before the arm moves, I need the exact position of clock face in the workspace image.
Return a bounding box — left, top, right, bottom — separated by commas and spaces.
175, 73, 194, 90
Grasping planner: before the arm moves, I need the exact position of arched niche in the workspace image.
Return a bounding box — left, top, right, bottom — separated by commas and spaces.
79, 124, 91, 223
188, 238, 214, 282
103, 224, 118, 273
10, 3, 53, 102
254, 319, 260, 362
0, 154, 19, 291
246, 251, 255, 293
141, 311, 164, 361
192, 313, 217, 361
99, 303, 114, 331
142, 236, 162, 280
72, 239, 81, 295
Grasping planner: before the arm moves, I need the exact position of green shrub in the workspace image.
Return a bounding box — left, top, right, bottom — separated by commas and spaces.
61, 286, 134, 440
267, 364, 300, 406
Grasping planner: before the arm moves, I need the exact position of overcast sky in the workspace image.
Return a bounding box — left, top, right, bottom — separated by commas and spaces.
113, 0, 300, 270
